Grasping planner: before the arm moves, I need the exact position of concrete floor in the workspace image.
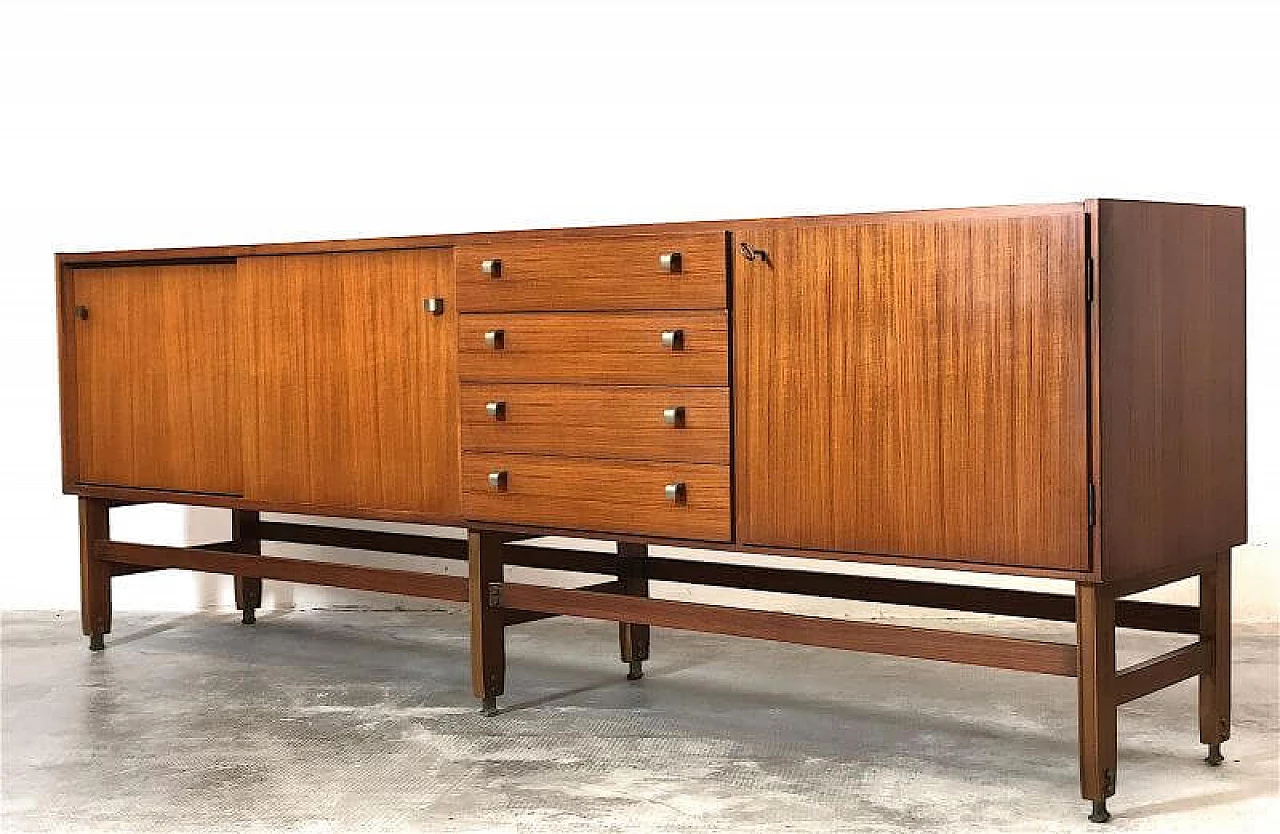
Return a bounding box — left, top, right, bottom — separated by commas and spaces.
2, 610, 1277, 833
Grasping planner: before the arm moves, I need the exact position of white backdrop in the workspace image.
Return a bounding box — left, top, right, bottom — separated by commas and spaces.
2, 0, 1276, 621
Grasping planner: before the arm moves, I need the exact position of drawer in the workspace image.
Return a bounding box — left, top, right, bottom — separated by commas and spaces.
458, 311, 728, 385
455, 233, 727, 312
462, 453, 731, 541
460, 384, 730, 463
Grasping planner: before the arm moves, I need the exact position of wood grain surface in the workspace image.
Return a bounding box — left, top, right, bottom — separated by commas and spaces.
459, 311, 728, 385
460, 383, 729, 463
238, 249, 460, 517
1093, 200, 1246, 582
60, 203, 1085, 265
455, 232, 727, 312
461, 452, 730, 540
734, 211, 1089, 570
69, 263, 241, 494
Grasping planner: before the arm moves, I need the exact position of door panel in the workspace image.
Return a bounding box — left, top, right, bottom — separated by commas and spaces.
734, 210, 1088, 570
70, 263, 241, 494
239, 249, 459, 518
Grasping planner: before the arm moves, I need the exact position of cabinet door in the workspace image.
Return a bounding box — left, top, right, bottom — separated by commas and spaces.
734, 210, 1089, 570
239, 249, 459, 519
69, 263, 241, 494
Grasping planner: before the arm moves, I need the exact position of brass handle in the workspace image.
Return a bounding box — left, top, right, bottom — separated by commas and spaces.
488, 470, 507, 490
664, 482, 686, 503
660, 329, 683, 350
663, 407, 685, 427
423, 297, 445, 315
480, 259, 502, 277
74, 305, 89, 320
485, 401, 506, 420
484, 329, 505, 349
658, 252, 682, 273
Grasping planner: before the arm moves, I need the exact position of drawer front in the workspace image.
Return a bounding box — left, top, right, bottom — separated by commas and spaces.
459, 311, 728, 385
456, 233, 727, 312
462, 453, 731, 541
460, 384, 730, 463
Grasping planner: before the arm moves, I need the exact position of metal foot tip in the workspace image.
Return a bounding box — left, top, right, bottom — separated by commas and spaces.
241, 609, 256, 625
1088, 800, 1111, 824
88, 634, 105, 651
1205, 743, 1224, 766
481, 696, 498, 716
627, 660, 644, 681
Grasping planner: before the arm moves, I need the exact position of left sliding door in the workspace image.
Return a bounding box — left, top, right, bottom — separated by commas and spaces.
67, 262, 241, 494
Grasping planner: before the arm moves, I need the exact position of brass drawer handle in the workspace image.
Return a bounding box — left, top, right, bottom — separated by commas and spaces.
480, 259, 502, 277
663, 407, 685, 427
423, 297, 445, 315
484, 329, 505, 349
658, 252, 682, 273
485, 401, 506, 420
664, 482, 686, 504
660, 329, 683, 350
487, 470, 508, 490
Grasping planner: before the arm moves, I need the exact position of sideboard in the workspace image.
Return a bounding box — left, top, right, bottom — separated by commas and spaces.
57, 199, 1246, 823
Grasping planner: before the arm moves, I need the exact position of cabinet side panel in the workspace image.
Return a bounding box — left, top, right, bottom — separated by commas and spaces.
1097, 201, 1246, 582
56, 257, 77, 491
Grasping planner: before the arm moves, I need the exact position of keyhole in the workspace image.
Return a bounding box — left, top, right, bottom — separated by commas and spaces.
739, 242, 770, 265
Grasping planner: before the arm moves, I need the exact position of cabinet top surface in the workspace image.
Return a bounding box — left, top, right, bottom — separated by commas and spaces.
53, 199, 1234, 265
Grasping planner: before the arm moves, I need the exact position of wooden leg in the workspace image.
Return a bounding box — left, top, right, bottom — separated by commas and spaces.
617, 541, 651, 680
1199, 552, 1232, 765
232, 510, 263, 625
469, 531, 506, 715
79, 497, 111, 651
1077, 582, 1117, 823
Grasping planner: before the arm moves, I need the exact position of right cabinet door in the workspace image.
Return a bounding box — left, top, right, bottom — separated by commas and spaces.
733, 209, 1089, 571
238, 249, 459, 520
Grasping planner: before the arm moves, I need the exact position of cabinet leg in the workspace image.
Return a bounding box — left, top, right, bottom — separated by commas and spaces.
232, 510, 263, 625
470, 531, 506, 715
234, 577, 263, 625
1077, 582, 1117, 823
617, 542, 651, 681
79, 498, 111, 651
1199, 552, 1231, 765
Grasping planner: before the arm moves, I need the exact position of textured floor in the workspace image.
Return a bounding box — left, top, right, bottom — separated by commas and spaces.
2, 610, 1277, 833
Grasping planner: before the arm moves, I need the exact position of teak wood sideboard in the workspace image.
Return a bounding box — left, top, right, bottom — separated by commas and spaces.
56, 199, 1245, 823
